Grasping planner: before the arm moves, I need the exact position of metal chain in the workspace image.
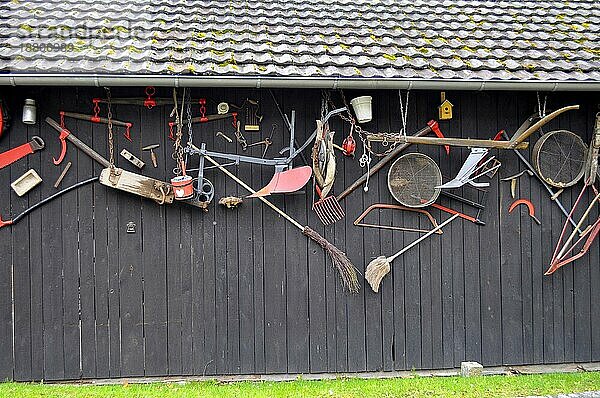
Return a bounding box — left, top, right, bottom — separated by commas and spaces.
172, 88, 185, 175
105, 87, 115, 169
333, 89, 403, 158
185, 89, 193, 164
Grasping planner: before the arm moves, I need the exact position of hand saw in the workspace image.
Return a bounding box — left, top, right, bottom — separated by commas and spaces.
0, 136, 45, 170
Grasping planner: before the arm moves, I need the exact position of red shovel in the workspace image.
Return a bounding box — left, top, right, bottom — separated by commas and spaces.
0, 136, 45, 170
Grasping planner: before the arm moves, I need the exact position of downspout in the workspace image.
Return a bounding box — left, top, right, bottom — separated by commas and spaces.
0, 74, 599, 91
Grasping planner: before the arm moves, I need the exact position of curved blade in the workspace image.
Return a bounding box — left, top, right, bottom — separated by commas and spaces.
248, 166, 312, 198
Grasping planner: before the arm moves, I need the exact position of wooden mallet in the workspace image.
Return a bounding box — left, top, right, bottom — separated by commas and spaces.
365, 213, 459, 293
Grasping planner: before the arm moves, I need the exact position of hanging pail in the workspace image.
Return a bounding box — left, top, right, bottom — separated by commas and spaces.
350, 96, 372, 123
171, 175, 194, 200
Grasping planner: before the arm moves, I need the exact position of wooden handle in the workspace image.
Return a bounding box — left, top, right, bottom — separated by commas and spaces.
203, 155, 305, 231
510, 105, 579, 147
46, 117, 111, 168
387, 213, 459, 263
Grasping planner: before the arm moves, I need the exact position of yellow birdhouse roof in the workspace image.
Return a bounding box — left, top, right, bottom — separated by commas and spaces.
439, 99, 453, 108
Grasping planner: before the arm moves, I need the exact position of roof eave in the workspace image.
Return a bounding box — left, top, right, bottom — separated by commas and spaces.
1, 74, 600, 91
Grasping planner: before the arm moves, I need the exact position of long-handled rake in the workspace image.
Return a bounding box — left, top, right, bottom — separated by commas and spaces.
203, 154, 360, 293
365, 213, 459, 292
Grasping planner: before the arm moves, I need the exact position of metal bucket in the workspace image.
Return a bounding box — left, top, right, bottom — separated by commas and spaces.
171, 175, 195, 200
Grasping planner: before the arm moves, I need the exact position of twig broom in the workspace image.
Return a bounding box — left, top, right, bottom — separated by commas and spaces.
204, 155, 360, 294
366, 214, 459, 293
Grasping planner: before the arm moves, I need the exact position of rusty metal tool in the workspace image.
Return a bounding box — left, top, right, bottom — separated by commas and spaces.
142, 144, 160, 168
60, 110, 133, 142
354, 203, 443, 234
509, 198, 541, 225
0, 136, 44, 170
501, 131, 580, 233
54, 161, 72, 188
46, 117, 110, 167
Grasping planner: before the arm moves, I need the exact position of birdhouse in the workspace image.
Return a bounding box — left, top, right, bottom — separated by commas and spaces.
438, 92, 453, 120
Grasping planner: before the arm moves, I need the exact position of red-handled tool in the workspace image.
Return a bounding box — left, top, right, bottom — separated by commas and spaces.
46, 117, 110, 167
0, 136, 44, 170
428, 120, 450, 155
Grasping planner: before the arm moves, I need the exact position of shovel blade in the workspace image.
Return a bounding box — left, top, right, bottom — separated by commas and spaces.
248, 166, 312, 198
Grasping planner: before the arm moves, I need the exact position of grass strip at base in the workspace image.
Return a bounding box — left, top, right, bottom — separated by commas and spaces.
1, 371, 599, 398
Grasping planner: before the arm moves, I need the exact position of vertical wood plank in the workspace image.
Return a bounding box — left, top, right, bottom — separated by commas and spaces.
74, 88, 98, 378
90, 91, 111, 377
284, 89, 310, 374
498, 91, 525, 365
41, 87, 66, 381
343, 90, 366, 373
61, 87, 83, 380
11, 88, 31, 381
140, 100, 168, 376
461, 93, 482, 364
364, 91, 383, 372
0, 88, 16, 381
116, 95, 144, 376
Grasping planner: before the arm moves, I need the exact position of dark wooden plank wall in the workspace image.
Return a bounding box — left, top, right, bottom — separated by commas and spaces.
0, 87, 598, 381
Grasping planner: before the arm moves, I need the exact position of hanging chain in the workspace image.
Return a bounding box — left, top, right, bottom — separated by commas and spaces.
172, 88, 185, 175
185, 89, 194, 164
105, 87, 115, 170
333, 89, 403, 158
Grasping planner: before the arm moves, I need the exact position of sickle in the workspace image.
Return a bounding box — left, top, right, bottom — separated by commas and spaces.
509, 198, 541, 225
53, 128, 71, 165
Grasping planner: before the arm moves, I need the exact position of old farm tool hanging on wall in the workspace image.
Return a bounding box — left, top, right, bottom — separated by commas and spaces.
312, 119, 345, 224
0, 136, 44, 170
546, 113, 600, 275
203, 154, 360, 293
365, 214, 460, 293
532, 129, 587, 188
60, 104, 134, 142
387, 153, 442, 208
367, 105, 579, 150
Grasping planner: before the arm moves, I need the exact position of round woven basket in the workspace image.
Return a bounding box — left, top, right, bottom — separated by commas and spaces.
387, 153, 442, 208
532, 130, 587, 188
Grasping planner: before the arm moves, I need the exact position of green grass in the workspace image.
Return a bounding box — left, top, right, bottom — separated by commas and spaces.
1, 372, 599, 398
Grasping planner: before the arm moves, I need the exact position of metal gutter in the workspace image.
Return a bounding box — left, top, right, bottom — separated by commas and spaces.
1, 74, 600, 91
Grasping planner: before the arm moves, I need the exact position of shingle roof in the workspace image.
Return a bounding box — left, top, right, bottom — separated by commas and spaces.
1, 0, 599, 81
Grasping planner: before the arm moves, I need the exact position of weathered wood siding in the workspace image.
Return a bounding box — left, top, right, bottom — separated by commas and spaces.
0, 87, 598, 381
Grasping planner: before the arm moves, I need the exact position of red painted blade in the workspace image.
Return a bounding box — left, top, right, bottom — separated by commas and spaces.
248, 166, 312, 198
